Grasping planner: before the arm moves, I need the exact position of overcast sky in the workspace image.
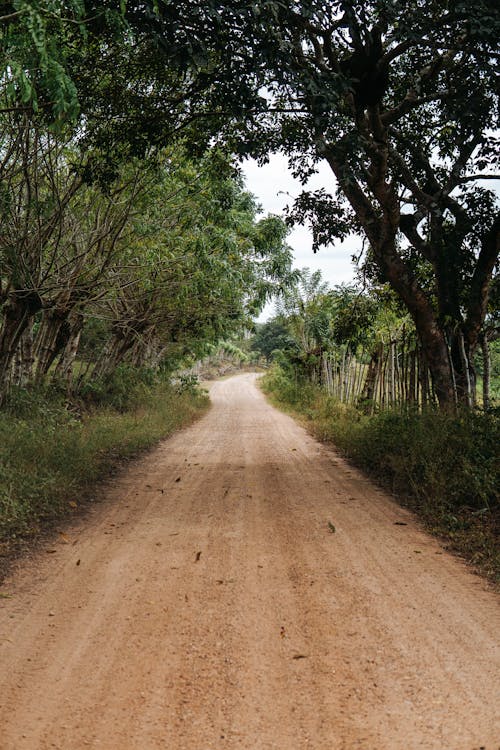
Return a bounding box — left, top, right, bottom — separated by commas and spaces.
241, 153, 361, 320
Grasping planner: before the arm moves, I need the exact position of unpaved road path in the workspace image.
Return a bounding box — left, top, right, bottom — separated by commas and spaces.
0, 373, 499, 750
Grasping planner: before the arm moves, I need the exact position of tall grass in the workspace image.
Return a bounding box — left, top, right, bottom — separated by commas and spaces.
0, 375, 209, 546
262, 365, 500, 582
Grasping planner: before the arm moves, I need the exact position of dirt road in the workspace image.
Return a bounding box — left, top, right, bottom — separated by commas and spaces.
0, 373, 498, 749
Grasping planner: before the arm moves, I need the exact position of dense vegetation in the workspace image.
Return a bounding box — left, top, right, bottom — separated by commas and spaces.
0, 138, 294, 402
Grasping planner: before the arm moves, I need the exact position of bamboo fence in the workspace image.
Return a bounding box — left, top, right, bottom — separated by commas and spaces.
317, 338, 436, 410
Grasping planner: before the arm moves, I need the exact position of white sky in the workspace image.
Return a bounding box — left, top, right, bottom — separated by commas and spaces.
241, 153, 361, 320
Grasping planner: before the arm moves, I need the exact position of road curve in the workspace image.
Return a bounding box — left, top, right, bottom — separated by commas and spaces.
0, 372, 498, 749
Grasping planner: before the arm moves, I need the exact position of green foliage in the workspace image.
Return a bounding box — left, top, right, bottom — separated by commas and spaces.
117, 0, 498, 407
0, 131, 295, 401
1, 0, 86, 122
262, 361, 317, 408
80, 365, 157, 411
250, 319, 297, 362
263, 365, 500, 580
268, 268, 409, 380
0, 377, 208, 543
175, 373, 202, 395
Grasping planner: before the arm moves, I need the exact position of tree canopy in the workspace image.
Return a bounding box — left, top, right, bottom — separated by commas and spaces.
1, 0, 499, 408
103, 0, 498, 406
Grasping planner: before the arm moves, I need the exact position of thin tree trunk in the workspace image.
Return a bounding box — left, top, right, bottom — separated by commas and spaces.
480, 332, 491, 410
408, 349, 416, 405
53, 313, 84, 388
361, 344, 382, 404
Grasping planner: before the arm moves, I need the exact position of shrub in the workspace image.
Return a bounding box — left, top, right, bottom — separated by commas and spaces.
80, 365, 157, 411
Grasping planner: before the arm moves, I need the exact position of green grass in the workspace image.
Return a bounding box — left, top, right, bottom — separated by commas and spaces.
0, 379, 209, 550
262, 365, 500, 584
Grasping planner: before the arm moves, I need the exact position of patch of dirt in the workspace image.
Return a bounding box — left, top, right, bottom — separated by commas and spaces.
0, 373, 498, 749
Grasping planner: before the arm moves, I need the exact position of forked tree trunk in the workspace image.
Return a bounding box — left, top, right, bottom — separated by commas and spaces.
92, 329, 139, 380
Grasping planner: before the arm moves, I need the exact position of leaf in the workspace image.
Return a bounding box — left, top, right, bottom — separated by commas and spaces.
68, 501, 77, 508
328, 521, 336, 533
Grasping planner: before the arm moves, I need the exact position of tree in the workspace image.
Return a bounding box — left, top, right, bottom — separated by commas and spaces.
32, 162, 147, 382
250, 320, 296, 362
269, 0, 498, 407
125, 0, 499, 407
87, 149, 295, 378
0, 116, 85, 399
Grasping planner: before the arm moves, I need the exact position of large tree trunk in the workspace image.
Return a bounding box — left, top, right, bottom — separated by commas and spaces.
374, 241, 456, 408
0, 292, 42, 403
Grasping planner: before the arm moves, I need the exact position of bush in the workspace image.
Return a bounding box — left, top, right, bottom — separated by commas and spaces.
80, 365, 157, 411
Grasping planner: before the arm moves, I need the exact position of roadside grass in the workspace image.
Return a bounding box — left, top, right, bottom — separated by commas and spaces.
261, 366, 500, 584
0, 375, 209, 554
